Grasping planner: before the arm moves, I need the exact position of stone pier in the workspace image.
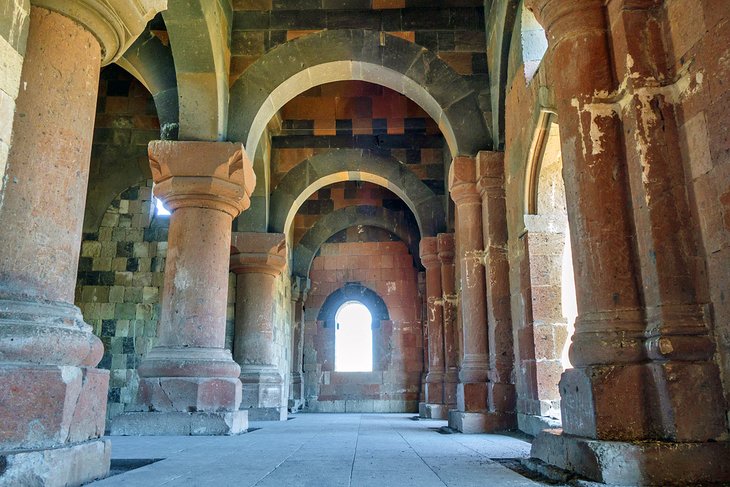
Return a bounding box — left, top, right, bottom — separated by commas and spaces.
231, 233, 288, 421
418, 237, 447, 419
525, 0, 730, 484
438, 233, 459, 411
113, 141, 255, 436
0, 2, 163, 485
447, 156, 492, 433
289, 276, 310, 412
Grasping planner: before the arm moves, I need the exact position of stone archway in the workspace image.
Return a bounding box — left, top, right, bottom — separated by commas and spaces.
292, 205, 421, 279
227, 29, 490, 163
269, 149, 445, 238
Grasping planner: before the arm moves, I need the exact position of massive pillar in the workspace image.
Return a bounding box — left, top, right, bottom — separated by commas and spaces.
114, 141, 255, 436
419, 237, 447, 419
0, 2, 162, 485
447, 156, 491, 433
526, 0, 730, 484
477, 151, 516, 429
289, 275, 310, 412
230, 232, 288, 421
438, 233, 458, 410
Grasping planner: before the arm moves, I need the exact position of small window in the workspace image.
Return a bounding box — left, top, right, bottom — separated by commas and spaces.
155, 197, 171, 216
335, 301, 373, 372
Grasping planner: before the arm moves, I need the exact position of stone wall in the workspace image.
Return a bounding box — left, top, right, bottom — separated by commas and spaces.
0, 0, 29, 207
230, 1, 487, 85
84, 65, 159, 233
303, 240, 423, 412
75, 180, 237, 422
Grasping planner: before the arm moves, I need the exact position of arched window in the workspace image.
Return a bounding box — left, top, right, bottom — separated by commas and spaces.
521, 5, 548, 82
335, 301, 373, 372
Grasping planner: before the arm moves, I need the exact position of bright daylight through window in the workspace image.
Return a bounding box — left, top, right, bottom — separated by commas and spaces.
335, 301, 373, 372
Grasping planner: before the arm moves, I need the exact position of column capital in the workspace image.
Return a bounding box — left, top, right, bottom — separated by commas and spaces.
437, 233, 455, 266
230, 232, 287, 277
524, 0, 606, 44
448, 156, 480, 205
32, 0, 167, 65
419, 236, 440, 269
149, 140, 256, 218
476, 151, 505, 195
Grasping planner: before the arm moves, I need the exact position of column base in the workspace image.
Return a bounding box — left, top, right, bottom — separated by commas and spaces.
244, 406, 288, 421
0, 438, 110, 487
240, 368, 286, 421
531, 428, 730, 485
288, 399, 304, 412
419, 402, 449, 419
110, 410, 248, 436
517, 412, 561, 437
448, 410, 516, 434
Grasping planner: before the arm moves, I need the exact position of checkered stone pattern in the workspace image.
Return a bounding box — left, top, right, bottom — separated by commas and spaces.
75, 180, 237, 422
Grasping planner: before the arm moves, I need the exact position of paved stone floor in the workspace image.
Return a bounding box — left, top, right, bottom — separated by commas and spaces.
89, 413, 543, 487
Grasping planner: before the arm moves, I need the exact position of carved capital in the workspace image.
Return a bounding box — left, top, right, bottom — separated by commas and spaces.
32, 0, 167, 65
437, 233, 455, 266
476, 151, 505, 195
230, 232, 287, 277
419, 237, 440, 270
524, 0, 606, 46
149, 140, 256, 218
448, 156, 480, 205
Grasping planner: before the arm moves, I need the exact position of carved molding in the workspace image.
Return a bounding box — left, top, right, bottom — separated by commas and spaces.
32, 0, 167, 64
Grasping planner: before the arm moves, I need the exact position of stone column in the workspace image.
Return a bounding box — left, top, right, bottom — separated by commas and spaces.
418, 237, 447, 419
114, 141, 255, 436
526, 0, 730, 484
438, 233, 458, 410
605, 0, 727, 443
477, 151, 516, 429
447, 156, 491, 433
289, 275, 310, 412
0, 2, 163, 485
230, 232, 288, 421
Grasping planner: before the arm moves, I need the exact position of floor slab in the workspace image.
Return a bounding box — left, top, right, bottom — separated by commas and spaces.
89, 413, 541, 487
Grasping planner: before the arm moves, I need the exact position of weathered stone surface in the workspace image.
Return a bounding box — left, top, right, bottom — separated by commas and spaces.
111, 410, 248, 436
532, 428, 730, 485
0, 439, 111, 487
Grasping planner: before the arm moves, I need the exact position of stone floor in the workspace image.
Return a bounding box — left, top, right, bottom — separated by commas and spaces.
88, 413, 546, 487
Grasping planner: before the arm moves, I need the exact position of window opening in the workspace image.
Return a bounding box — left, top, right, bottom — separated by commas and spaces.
335, 301, 373, 372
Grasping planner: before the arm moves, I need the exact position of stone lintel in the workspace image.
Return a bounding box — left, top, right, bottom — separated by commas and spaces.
32, 0, 167, 65
531, 428, 730, 485
149, 140, 256, 217
230, 232, 286, 276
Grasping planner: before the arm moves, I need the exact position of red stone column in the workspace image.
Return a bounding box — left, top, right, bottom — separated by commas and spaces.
438, 233, 458, 409
0, 2, 162, 484
114, 141, 255, 436
477, 151, 516, 429
447, 156, 491, 433
525, 0, 730, 483
289, 275, 310, 412
605, 0, 727, 443
0, 7, 108, 483
418, 237, 447, 419
230, 232, 288, 421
